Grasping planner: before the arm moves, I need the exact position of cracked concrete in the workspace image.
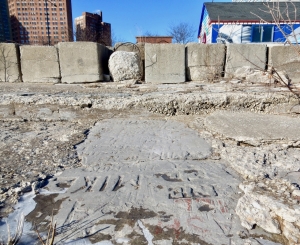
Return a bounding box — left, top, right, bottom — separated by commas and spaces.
0, 81, 299, 244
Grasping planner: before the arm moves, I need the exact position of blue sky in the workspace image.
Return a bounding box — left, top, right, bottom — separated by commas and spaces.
71, 0, 226, 43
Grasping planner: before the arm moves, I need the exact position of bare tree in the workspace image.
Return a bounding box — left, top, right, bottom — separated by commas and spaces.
111, 30, 125, 47
0, 44, 13, 83
252, 1, 300, 51
250, 2, 300, 98
143, 31, 160, 37
168, 22, 196, 44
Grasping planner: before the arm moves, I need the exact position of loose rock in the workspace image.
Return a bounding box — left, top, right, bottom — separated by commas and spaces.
109, 51, 142, 82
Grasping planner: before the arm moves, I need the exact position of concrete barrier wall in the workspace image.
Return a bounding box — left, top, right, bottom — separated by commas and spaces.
0, 42, 299, 84
268, 45, 300, 84
0, 43, 21, 83
186, 43, 225, 82
58, 42, 111, 84
225, 44, 267, 78
20, 46, 60, 83
145, 43, 185, 84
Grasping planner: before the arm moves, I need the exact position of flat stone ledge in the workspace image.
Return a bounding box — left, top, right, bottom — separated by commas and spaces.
205, 111, 300, 144
76, 119, 212, 165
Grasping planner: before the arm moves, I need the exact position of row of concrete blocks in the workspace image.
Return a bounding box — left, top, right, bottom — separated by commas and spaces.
145, 43, 300, 83
0, 42, 112, 84
0, 42, 299, 84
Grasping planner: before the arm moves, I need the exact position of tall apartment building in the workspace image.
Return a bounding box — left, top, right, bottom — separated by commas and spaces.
75, 12, 111, 46
7, 0, 73, 45
0, 0, 12, 42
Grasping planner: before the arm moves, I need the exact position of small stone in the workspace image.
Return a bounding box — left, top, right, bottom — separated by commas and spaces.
230, 79, 242, 84
292, 190, 300, 197
13, 187, 22, 193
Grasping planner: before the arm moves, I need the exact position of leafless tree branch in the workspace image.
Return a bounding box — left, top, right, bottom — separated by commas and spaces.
168, 22, 196, 44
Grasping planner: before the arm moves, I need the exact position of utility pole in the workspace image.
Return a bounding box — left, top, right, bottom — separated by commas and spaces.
45, 0, 57, 46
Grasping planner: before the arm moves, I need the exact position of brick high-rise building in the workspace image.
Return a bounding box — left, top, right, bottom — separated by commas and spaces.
7, 0, 73, 45
0, 0, 12, 42
75, 12, 111, 46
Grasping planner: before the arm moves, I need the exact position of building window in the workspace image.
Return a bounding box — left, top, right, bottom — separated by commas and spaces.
252, 25, 273, 42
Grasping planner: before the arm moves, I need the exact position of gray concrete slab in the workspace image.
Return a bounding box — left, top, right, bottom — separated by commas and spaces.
76, 119, 212, 163
24, 117, 246, 244
30, 160, 242, 244
186, 43, 225, 81
225, 44, 267, 78
0, 43, 21, 83
268, 45, 300, 84
205, 111, 300, 144
58, 42, 111, 83
20, 46, 60, 83
145, 44, 185, 84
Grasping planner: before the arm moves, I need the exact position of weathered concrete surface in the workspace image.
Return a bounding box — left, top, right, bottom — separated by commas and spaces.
58, 42, 110, 83
204, 111, 300, 183
186, 43, 225, 82
0, 43, 21, 83
225, 44, 267, 78
0, 82, 299, 116
145, 43, 185, 84
26, 117, 245, 245
76, 119, 211, 163
205, 111, 300, 144
268, 46, 300, 84
0, 82, 299, 244
236, 179, 300, 245
20, 46, 60, 83
35, 159, 243, 245
217, 143, 300, 180
108, 51, 142, 82
233, 66, 270, 83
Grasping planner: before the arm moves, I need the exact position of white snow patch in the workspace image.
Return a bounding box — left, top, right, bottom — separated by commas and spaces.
64, 239, 113, 245
116, 237, 130, 243
137, 220, 154, 245
0, 192, 37, 244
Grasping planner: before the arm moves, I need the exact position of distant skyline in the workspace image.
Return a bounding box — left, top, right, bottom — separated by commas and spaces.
71, 0, 227, 43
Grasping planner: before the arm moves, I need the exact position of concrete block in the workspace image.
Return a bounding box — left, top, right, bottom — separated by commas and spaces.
186, 43, 225, 81
268, 46, 300, 84
225, 44, 267, 78
20, 46, 60, 83
58, 42, 111, 83
145, 43, 185, 84
0, 43, 21, 83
